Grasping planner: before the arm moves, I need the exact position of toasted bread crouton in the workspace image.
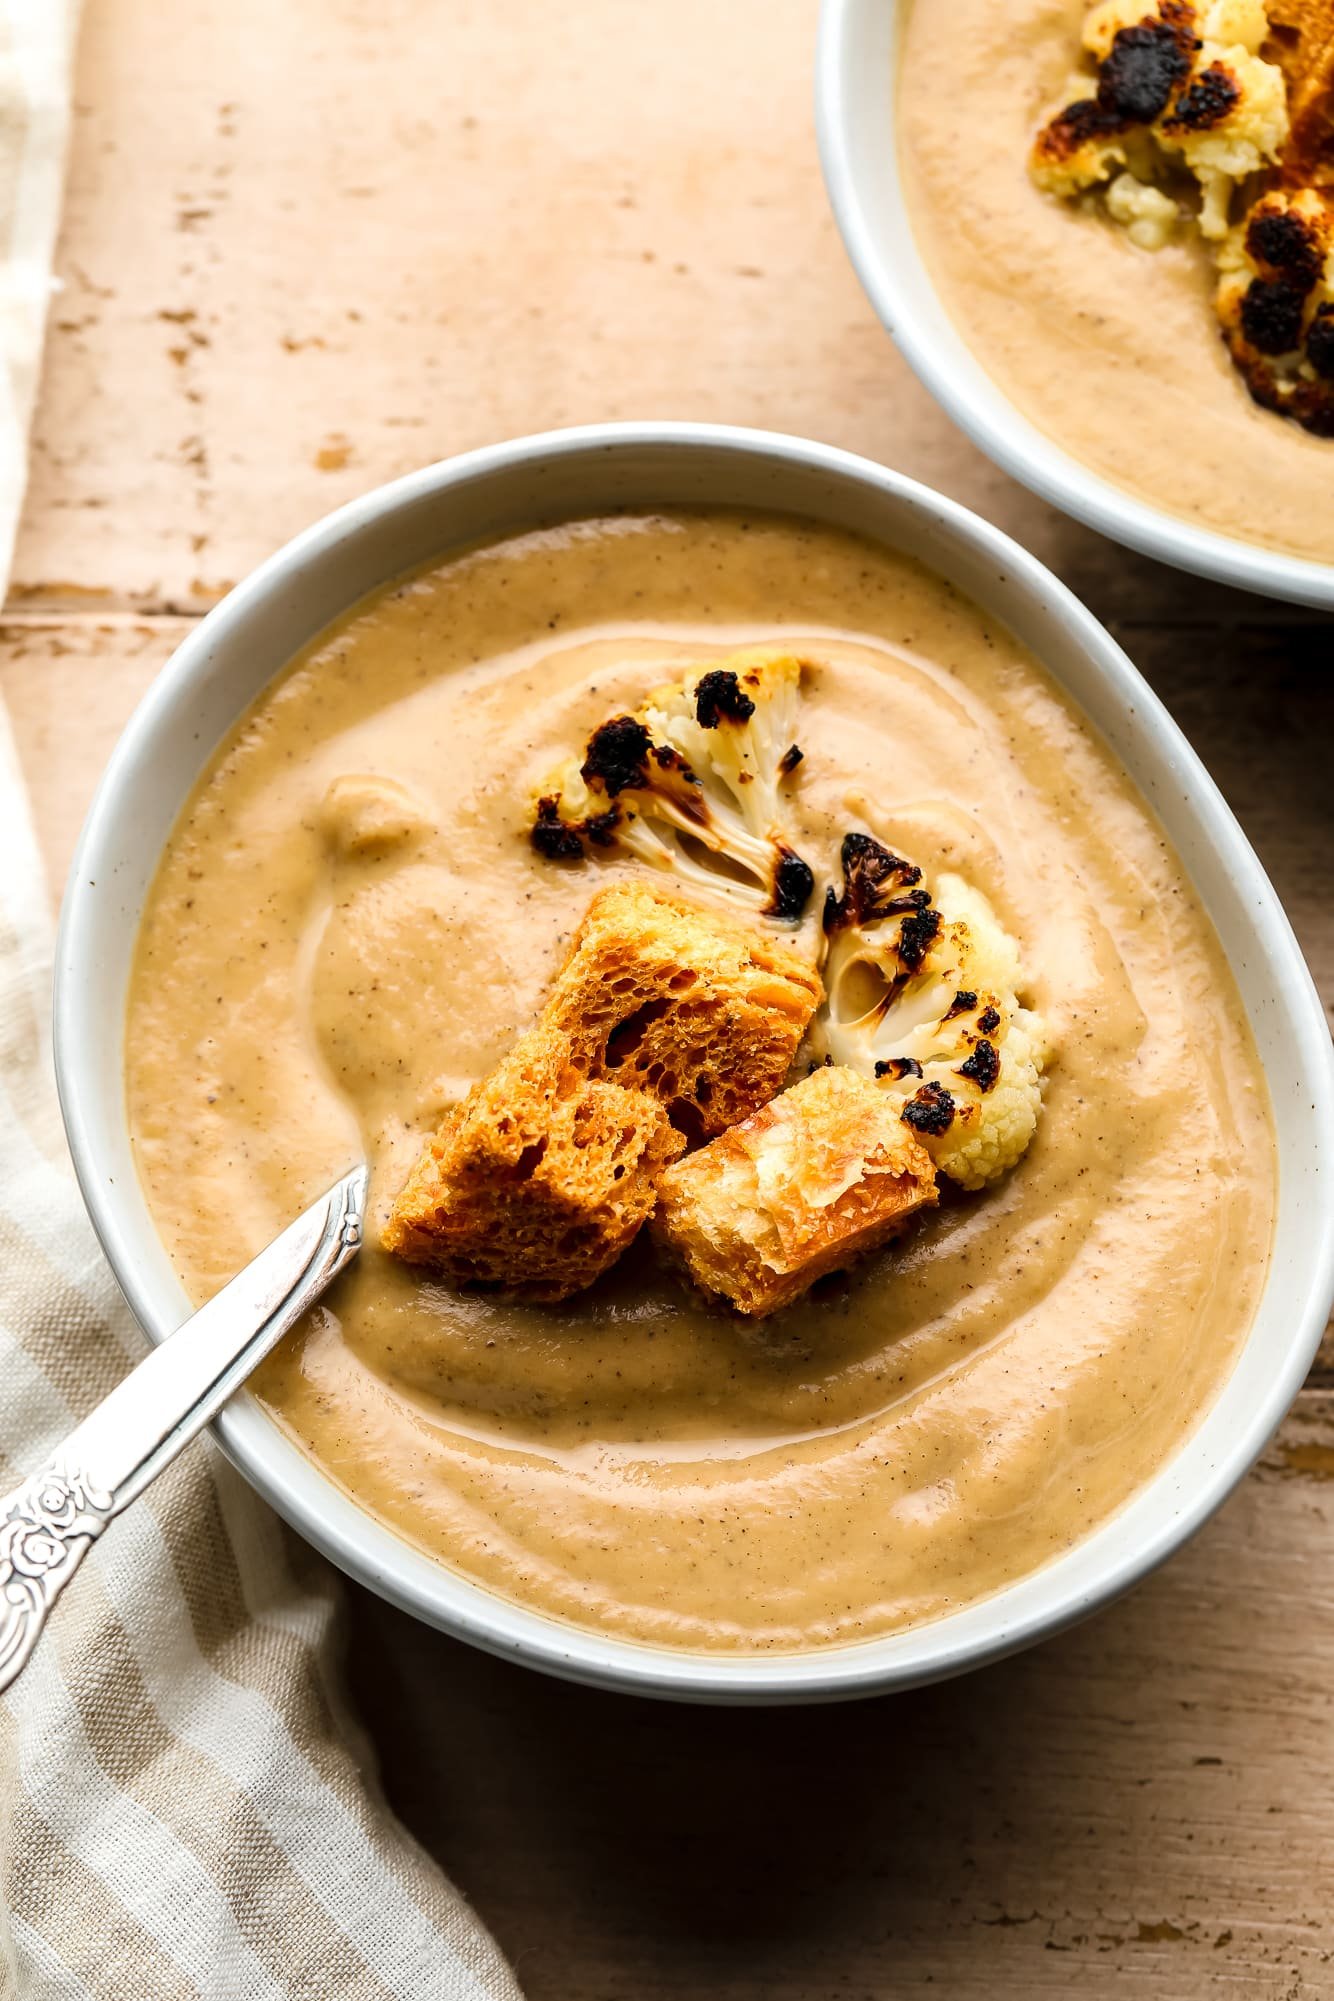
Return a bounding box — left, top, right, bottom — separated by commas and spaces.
542, 880, 822, 1140
383, 1023, 683, 1302
652, 1064, 938, 1317
1266, 0, 1334, 181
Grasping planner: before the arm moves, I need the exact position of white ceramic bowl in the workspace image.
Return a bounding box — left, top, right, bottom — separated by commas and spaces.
54, 422, 1334, 1703
816, 0, 1334, 611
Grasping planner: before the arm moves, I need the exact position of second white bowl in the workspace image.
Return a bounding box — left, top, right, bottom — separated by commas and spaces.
816, 0, 1334, 610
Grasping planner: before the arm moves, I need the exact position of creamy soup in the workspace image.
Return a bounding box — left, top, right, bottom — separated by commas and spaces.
126, 511, 1274, 1652
899, 0, 1334, 567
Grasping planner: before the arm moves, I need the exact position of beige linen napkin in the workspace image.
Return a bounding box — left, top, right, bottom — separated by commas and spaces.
0, 9, 521, 1998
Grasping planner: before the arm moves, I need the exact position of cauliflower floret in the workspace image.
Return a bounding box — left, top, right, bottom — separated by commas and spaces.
1031, 99, 1135, 197
1032, 2, 1288, 243
1158, 43, 1290, 236
1216, 185, 1334, 430
1084, 0, 1268, 61
1031, 4, 1194, 214
1030, 0, 1334, 424
642, 649, 803, 857
816, 834, 1049, 1192
530, 649, 816, 924
935, 1009, 1049, 1193
1198, 0, 1269, 52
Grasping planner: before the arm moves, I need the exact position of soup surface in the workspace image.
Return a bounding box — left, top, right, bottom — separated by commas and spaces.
898, 0, 1334, 567
126, 511, 1274, 1652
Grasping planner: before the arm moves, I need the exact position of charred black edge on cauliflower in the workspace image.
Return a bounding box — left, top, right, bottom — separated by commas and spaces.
818, 832, 1005, 1143
821, 832, 940, 971
1225, 196, 1334, 432
1034, 3, 1247, 171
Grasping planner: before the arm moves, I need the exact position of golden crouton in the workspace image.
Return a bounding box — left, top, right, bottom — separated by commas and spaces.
382, 1023, 683, 1302
652, 1064, 938, 1317
1266, 0, 1334, 181
542, 880, 822, 1140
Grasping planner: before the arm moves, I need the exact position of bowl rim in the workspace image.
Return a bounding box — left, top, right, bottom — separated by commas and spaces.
53, 418, 1334, 1703
814, 0, 1334, 610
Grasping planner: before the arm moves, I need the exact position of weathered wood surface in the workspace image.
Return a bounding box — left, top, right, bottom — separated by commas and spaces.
350, 1402, 1334, 2000
10, 0, 1333, 1993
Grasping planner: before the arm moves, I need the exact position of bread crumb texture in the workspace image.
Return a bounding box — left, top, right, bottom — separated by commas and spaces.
545, 879, 822, 1140
381, 1022, 683, 1303
652, 1064, 939, 1318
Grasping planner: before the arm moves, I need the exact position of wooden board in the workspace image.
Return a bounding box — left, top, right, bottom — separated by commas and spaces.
11, 0, 1334, 1991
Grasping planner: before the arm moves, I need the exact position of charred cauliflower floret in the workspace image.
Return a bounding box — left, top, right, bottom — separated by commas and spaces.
1160, 37, 1290, 235
642, 648, 804, 857
817, 834, 1048, 1192
1084, 0, 1268, 62
1029, 0, 1334, 423
530, 649, 816, 924
1031, 1, 1288, 244
1031, 97, 1142, 202
1216, 184, 1334, 429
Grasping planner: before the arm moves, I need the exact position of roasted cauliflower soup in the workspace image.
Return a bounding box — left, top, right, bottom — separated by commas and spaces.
126, 511, 1275, 1652
899, 0, 1334, 566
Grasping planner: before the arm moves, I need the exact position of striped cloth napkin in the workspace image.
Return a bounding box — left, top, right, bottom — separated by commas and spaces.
0, 7, 521, 1997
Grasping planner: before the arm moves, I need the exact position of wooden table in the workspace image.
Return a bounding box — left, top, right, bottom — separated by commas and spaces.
13, 2, 1333, 1992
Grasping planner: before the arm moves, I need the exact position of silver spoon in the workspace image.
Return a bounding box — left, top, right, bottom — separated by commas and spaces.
0, 1163, 368, 1694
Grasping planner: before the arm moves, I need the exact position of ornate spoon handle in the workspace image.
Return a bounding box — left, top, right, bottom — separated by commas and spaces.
0, 1164, 367, 1695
